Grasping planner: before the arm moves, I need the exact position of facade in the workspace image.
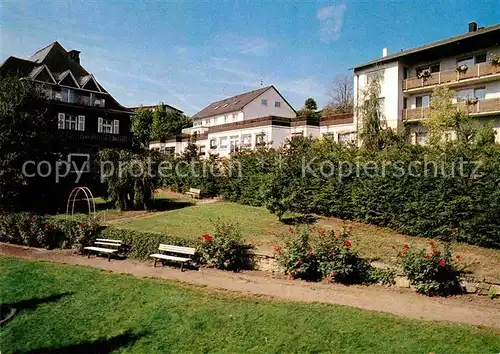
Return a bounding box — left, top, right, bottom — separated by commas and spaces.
0, 41, 133, 165
353, 22, 500, 144
150, 86, 355, 156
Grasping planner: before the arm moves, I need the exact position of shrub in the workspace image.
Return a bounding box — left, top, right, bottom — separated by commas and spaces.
199, 220, 254, 271
275, 226, 373, 284
396, 240, 463, 296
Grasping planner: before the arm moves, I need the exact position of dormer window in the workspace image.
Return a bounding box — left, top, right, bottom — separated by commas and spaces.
214, 105, 220, 110
222, 103, 229, 107
233, 100, 240, 105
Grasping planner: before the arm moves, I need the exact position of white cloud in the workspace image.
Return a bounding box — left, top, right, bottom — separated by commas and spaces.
316, 3, 346, 42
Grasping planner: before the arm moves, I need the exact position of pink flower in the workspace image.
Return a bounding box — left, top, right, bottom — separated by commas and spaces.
452, 228, 457, 233
297, 259, 303, 266
439, 259, 446, 266
43, 223, 49, 229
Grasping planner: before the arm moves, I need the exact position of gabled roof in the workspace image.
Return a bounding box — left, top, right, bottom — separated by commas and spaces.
57, 69, 80, 88
353, 23, 500, 70
29, 64, 57, 84
192, 86, 275, 119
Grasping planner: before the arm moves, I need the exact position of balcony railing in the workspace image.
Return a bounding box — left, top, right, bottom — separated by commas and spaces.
403, 62, 500, 91
51, 92, 106, 108
58, 130, 133, 144
402, 97, 500, 121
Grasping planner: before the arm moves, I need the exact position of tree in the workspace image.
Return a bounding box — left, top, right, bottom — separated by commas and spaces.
304, 98, 318, 111
131, 108, 154, 147
358, 75, 384, 150
0, 75, 56, 211
151, 107, 192, 142
325, 74, 353, 114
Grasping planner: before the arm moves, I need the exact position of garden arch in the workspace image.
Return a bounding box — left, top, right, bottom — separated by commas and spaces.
66, 186, 96, 219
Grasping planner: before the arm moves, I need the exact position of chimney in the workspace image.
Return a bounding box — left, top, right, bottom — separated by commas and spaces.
468, 21, 478, 33
68, 50, 81, 64
382, 47, 388, 57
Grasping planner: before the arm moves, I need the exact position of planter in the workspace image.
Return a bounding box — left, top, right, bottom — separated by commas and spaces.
456, 64, 468, 73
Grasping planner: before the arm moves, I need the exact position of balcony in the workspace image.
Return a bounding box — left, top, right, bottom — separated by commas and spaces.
51, 91, 106, 108
58, 130, 133, 144
403, 62, 500, 92
402, 97, 500, 121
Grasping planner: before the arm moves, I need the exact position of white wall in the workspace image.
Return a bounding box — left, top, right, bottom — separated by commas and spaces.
243, 87, 296, 119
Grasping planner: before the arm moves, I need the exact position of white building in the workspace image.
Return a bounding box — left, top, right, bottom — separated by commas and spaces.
151, 86, 356, 156
353, 22, 500, 144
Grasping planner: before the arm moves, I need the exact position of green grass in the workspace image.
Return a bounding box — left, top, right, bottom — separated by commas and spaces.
1, 258, 499, 353
115, 202, 289, 247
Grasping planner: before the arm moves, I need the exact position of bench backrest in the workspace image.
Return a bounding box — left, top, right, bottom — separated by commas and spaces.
159, 244, 196, 255
96, 238, 122, 244
188, 188, 201, 195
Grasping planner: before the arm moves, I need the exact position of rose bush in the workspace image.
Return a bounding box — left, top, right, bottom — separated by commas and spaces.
396, 240, 464, 296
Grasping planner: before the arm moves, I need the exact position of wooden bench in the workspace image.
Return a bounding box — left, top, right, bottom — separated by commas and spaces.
150, 244, 196, 271
84, 238, 122, 261
185, 188, 201, 199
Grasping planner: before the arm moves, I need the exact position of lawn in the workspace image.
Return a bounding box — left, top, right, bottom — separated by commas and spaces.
1, 258, 499, 353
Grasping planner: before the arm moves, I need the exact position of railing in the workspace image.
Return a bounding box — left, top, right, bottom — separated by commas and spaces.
52, 92, 105, 108
58, 130, 133, 144
402, 97, 500, 120
403, 62, 500, 90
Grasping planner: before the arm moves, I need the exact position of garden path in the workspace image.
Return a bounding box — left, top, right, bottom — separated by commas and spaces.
1, 243, 499, 329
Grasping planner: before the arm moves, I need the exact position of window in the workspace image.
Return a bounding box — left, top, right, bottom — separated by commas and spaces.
224, 115, 228, 123
415, 132, 428, 146
214, 105, 220, 110
209, 139, 217, 149
199, 146, 206, 156
241, 134, 251, 147
403, 98, 408, 109
338, 132, 355, 145
98, 118, 119, 134
457, 56, 474, 68
57, 113, 83, 131
233, 100, 240, 105
416, 64, 440, 77
205, 119, 210, 126
60, 88, 75, 103
475, 53, 487, 64
222, 103, 229, 108
229, 135, 239, 153
232, 113, 237, 121
261, 99, 268, 106
255, 133, 266, 146
367, 70, 384, 85
416, 95, 430, 108
275, 101, 281, 108
474, 87, 486, 100
219, 137, 228, 149
456, 88, 474, 102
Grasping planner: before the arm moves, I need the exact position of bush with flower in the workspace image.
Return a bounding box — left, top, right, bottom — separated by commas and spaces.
199, 220, 254, 271
395, 240, 464, 296
274, 225, 373, 284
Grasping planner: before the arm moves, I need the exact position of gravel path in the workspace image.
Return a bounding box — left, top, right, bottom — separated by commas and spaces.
2, 243, 499, 329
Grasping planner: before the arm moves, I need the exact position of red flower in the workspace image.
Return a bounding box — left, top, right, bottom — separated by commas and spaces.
274, 245, 281, 252
398, 251, 404, 257
32, 215, 37, 221
288, 226, 294, 233
322, 246, 326, 252
348, 225, 353, 231
309, 250, 314, 257
301, 243, 305, 249
432, 249, 438, 254
329, 251, 335, 257
43, 223, 49, 229
452, 228, 457, 233
202, 234, 213, 243
455, 255, 461, 260
391, 245, 396, 249
278, 251, 283, 256
425, 254, 431, 259
439, 259, 446, 266
344, 240, 351, 247
403, 244, 409, 249
297, 259, 303, 266
429, 240, 435, 246
332, 271, 338, 276
79, 223, 84, 228
318, 230, 325, 237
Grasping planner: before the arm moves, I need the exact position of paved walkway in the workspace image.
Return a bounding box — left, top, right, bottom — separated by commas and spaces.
1, 243, 499, 329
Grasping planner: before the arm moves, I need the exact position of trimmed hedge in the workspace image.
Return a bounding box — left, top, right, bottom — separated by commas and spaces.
100, 228, 200, 260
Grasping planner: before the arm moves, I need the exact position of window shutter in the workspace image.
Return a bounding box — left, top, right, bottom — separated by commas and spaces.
113, 119, 119, 135
78, 115, 85, 131
58, 113, 65, 129
98, 117, 103, 133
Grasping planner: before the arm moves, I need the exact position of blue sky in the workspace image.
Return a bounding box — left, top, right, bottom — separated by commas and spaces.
1, 0, 499, 115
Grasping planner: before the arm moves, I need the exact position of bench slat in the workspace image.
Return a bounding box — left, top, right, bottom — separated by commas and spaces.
150, 254, 191, 262
158, 244, 196, 255
95, 242, 122, 247
84, 246, 117, 254
96, 238, 122, 243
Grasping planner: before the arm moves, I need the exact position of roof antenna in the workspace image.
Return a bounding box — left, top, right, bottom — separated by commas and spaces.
260, 78, 263, 86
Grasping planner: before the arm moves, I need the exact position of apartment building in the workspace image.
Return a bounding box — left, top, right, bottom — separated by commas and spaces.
150, 86, 356, 156
353, 22, 500, 144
